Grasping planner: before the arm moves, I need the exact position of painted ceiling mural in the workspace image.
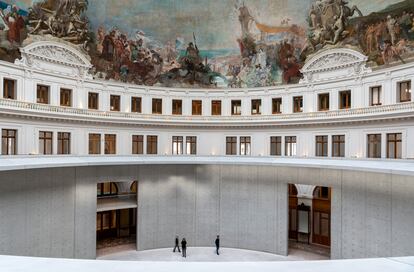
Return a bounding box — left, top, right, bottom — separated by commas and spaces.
0, 0, 414, 88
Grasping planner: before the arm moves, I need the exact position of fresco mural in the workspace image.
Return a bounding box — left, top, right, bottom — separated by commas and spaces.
0, 0, 414, 88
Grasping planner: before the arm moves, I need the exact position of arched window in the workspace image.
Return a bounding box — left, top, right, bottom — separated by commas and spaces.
288, 184, 298, 196
97, 182, 118, 197
130, 181, 137, 194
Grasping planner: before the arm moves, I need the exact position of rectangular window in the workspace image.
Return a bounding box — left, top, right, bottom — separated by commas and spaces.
367, 134, 381, 158
37, 85, 49, 104
318, 93, 330, 111
251, 99, 261, 115
60, 88, 72, 107
104, 134, 116, 154
186, 136, 197, 155
226, 136, 237, 155
39, 131, 53, 155
172, 136, 184, 155
398, 81, 411, 102
192, 100, 202, 115
231, 100, 242, 115
239, 136, 251, 155
88, 92, 99, 110
293, 96, 303, 113
270, 136, 282, 156
132, 135, 144, 154
272, 98, 282, 114
89, 133, 101, 155
110, 95, 120, 111
3, 78, 16, 99
211, 100, 222, 116
387, 133, 402, 159
57, 132, 71, 155
315, 135, 328, 157
147, 135, 158, 154
339, 90, 351, 109
172, 99, 182, 115
370, 86, 382, 106
285, 136, 297, 156
332, 135, 345, 157
152, 98, 162, 114
1, 129, 17, 155
131, 97, 142, 113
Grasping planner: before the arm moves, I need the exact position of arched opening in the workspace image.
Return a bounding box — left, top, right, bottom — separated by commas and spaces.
312, 186, 331, 247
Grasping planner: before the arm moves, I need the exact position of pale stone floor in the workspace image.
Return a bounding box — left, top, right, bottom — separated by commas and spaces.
97, 243, 330, 262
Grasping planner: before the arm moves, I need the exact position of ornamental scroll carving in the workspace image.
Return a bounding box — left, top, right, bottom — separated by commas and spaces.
300, 48, 371, 83
15, 41, 92, 79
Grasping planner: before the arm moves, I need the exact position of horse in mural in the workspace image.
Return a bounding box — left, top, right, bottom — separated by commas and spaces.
319, 1, 363, 29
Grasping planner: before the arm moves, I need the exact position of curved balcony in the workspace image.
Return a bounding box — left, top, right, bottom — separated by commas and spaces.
1, 98, 413, 127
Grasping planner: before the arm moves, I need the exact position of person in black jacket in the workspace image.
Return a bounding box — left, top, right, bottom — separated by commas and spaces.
215, 235, 220, 255
181, 238, 187, 258
173, 236, 180, 253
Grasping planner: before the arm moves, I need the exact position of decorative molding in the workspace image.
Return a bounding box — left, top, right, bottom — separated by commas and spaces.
15, 41, 92, 79
300, 48, 371, 84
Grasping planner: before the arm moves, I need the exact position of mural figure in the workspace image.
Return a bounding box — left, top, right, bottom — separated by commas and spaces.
0, 0, 412, 88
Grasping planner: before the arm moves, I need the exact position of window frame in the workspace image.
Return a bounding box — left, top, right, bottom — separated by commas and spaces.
60, 88, 72, 107
36, 84, 50, 104
270, 136, 282, 156
211, 100, 222, 116
339, 90, 351, 109
1, 129, 17, 155
88, 92, 99, 110
131, 97, 142, 113
251, 99, 262, 115
132, 135, 144, 155
293, 96, 303, 113
332, 135, 345, 158
318, 93, 330, 111
386, 133, 402, 159
192, 100, 202, 116
367, 134, 382, 158
398, 81, 411, 103
88, 133, 101, 155
370, 86, 382, 106
172, 99, 183, 115
226, 136, 237, 155
57, 132, 71, 155
272, 98, 282, 114
3, 78, 16, 100
152, 98, 163, 114
147, 135, 158, 155
39, 131, 53, 155
231, 100, 242, 116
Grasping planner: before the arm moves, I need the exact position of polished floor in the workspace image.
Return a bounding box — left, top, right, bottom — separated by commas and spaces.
97, 245, 330, 262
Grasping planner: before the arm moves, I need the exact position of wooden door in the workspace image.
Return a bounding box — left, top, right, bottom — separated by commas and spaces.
312, 186, 331, 246
288, 184, 298, 240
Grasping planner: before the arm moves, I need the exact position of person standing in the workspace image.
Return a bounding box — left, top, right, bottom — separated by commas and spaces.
173, 236, 180, 253
215, 235, 220, 255
181, 238, 187, 258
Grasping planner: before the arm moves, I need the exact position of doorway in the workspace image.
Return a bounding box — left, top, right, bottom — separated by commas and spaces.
96, 181, 138, 255
288, 184, 331, 259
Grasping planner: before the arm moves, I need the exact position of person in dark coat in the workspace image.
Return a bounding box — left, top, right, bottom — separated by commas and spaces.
215, 235, 220, 255
173, 236, 180, 253
181, 238, 187, 258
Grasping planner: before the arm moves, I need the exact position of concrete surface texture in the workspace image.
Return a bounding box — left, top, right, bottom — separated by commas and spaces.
0, 164, 413, 260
